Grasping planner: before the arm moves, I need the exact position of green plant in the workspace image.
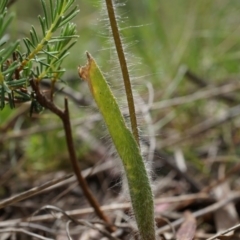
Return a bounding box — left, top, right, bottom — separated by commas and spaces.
103, 1, 156, 237
0, 0, 78, 110
78, 1, 156, 238
79, 52, 156, 239
0, 0, 113, 230
1, 0, 156, 238
0, 0, 19, 109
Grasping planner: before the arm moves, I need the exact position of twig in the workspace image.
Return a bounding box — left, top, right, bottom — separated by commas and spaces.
160, 104, 240, 148
62, 98, 114, 231
11, 222, 62, 235
206, 222, 240, 240
151, 82, 240, 110
0, 228, 53, 240
1, 158, 114, 206
0, 174, 73, 209
143, 139, 202, 192
66, 220, 73, 240
29, 79, 113, 232
105, 0, 139, 145
36, 205, 120, 240
0, 114, 101, 142
30, 80, 64, 118
0, 193, 210, 227
40, 80, 90, 106
157, 192, 240, 235
202, 162, 240, 193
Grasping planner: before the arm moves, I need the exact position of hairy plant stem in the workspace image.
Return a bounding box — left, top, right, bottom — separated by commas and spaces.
79, 54, 156, 240
105, 0, 139, 146
30, 80, 114, 233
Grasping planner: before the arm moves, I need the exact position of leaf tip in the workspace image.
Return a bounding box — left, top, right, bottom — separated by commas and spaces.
78, 52, 93, 81
86, 51, 91, 60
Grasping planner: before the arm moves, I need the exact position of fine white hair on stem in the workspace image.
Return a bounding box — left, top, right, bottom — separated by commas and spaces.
135, 83, 156, 164
97, 0, 156, 173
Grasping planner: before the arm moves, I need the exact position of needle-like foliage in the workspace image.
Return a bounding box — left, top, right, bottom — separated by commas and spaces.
0, 0, 79, 110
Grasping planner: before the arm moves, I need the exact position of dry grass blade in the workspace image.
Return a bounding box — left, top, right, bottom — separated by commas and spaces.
157, 192, 240, 235
206, 223, 240, 240
0, 228, 54, 240
0, 193, 209, 228
0, 114, 101, 142
212, 166, 239, 236
176, 211, 196, 240
4, 222, 62, 235
66, 220, 73, 240
34, 205, 120, 240
0, 174, 73, 209
152, 82, 240, 110
202, 162, 240, 193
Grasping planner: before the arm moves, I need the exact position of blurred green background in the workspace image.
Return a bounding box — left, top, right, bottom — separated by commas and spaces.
13, 1, 240, 81
2, 0, 240, 176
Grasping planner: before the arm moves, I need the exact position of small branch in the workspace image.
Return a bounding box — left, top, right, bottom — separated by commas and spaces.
62, 98, 115, 232
105, 0, 139, 145
40, 79, 90, 106
30, 80, 64, 118
29, 79, 114, 232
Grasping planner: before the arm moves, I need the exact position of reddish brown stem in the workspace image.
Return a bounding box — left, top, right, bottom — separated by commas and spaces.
30, 80, 114, 232
62, 98, 115, 232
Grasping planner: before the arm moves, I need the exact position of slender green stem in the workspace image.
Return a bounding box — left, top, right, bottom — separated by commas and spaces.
105, 0, 139, 146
